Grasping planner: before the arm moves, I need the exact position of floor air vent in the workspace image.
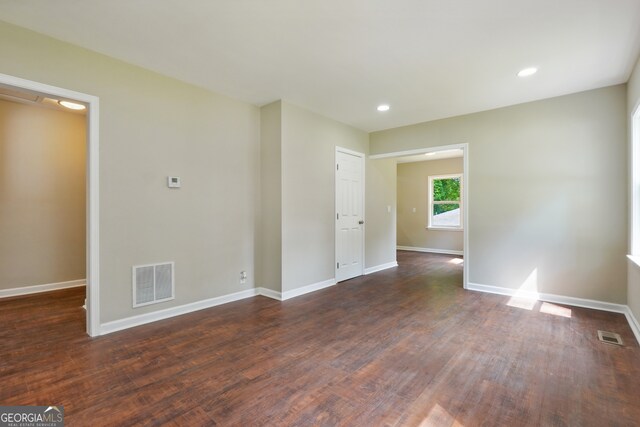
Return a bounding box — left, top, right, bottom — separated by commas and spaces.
132, 262, 175, 307
597, 330, 623, 346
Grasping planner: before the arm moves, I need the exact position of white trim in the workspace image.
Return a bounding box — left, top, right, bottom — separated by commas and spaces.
624, 307, 640, 346
369, 143, 468, 160
467, 282, 627, 313
86, 278, 640, 345
462, 145, 469, 289
100, 273, 370, 334
468, 282, 640, 345
335, 146, 366, 282
257, 279, 340, 301
374, 143, 469, 289
258, 278, 340, 301
86, 93, 100, 337
282, 278, 336, 300
631, 104, 640, 255
428, 173, 463, 230
100, 288, 258, 335
0, 73, 100, 336
257, 287, 283, 301
0, 279, 85, 299
397, 246, 464, 256
364, 261, 398, 275
334, 146, 364, 157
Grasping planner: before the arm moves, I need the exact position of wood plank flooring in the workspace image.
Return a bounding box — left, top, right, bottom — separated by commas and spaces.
1, 251, 639, 426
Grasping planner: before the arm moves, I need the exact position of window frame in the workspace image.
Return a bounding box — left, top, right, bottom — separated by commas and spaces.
428, 173, 463, 231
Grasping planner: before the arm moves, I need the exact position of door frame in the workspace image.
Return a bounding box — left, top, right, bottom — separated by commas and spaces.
0, 73, 101, 336
335, 146, 366, 282
369, 143, 469, 289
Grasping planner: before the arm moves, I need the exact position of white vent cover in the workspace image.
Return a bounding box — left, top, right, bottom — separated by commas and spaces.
132, 262, 175, 308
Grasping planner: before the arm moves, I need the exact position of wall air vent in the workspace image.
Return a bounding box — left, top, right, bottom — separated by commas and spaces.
132, 262, 175, 308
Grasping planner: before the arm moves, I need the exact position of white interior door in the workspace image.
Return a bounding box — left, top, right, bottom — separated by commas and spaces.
336, 148, 364, 282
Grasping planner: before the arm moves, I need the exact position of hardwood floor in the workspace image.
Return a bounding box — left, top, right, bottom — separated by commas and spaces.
1, 251, 639, 426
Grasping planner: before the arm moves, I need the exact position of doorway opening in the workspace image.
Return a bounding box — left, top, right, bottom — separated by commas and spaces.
370, 144, 468, 288
0, 74, 100, 336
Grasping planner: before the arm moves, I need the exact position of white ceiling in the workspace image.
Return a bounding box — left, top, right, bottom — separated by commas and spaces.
0, 0, 638, 132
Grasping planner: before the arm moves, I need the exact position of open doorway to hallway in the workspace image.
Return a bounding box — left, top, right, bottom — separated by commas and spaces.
0, 83, 88, 331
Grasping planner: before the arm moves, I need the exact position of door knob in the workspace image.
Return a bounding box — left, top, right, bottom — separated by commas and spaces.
359, 220, 364, 225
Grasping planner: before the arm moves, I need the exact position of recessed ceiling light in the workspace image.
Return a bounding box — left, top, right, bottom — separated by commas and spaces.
58, 100, 86, 110
377, 104, 390, 112
517, 67, 538, 77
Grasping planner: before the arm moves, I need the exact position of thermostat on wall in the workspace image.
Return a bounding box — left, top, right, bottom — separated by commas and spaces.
167, 176, 181, 188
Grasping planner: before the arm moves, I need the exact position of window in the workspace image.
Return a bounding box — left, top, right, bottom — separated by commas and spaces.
428, 174, 462, 230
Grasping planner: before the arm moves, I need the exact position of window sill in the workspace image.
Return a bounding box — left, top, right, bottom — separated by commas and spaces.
427, 227, 463, 232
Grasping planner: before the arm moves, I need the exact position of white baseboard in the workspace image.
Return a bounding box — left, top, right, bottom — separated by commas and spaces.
0, 279, 86, 299
364, 261, 398, 275
257, 287, 282, 301
100, 288, 258, 335
467, 282, 640, 345
624, 307, 640, 346
397, 246, 463, 256
90, 277, 640, 346
466, 282, 627, 313
281, 278, 336, 300
101, 278, 340, 335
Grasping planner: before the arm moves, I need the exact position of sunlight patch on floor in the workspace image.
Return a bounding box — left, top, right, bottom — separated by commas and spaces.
506, 268, 539, 310
506, 296, 537, 310
539, 302, 572, 318
420, 404, 464, 427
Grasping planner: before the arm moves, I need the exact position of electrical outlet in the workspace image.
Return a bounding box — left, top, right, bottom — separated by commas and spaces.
240, 271, 247, 284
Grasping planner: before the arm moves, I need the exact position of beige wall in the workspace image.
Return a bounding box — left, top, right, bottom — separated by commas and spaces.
0, 21, 261, 322
3, 18, 630, 328
281, 101, 369, 292
259, 101, 282, 293
372, 85, 627, 303
0, 20, 380, 321
259, 100, 393, 293
0, 99, 86, 289
627, 55, 640, 320
397, 158, 463, 252
365, 158, 397, 269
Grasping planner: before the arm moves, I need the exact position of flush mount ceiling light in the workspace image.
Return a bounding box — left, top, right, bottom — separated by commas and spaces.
377, 104, 390, 112
517, 67, 538, 77
425, 152, 436, 156
58, 100, 86, 110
